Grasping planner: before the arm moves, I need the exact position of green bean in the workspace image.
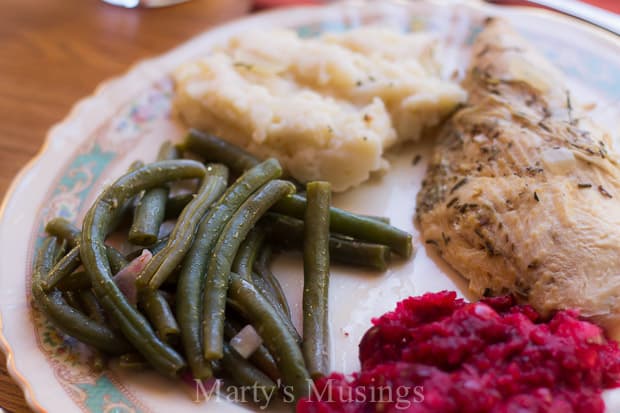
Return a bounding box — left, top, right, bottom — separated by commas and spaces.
228, 273, 310, 401
63, 290, 84, 312
54, 239, 68, 262
79, 285, 113, 372
57, 270, 91, 292
272, 193, 412, 257
78, 289, 113, 372
224, 319, 280, 382
129, 187, 168, 245
253, 245, 291, 319
148, 238, 170, 256
220, 343, 278, 404
183, 129, 260, 175
34, 237, 58, 277
203, 179, 296, 360
162, 270, 180, 287
176, 158, 282, 379
140, 164, 229, 290
249, 346, 280, 383
232, 228, 265, 280
164, 193, 195, 219
250, 273, 300, 343
45, 217, 81, 248
140, 289, 180, 345
129, 160, 145, 170
107, 247, 129, 275
44, 245, 81, 292
329, 238, 390, 271
80, 160, 206, 377
32, 237, 132, 355
261, 213, 391, 271
302, 182, 331, 379
129, 142, 179, 246
250, 274, 277, 311
361, 214, 390, 224
112, 160, 147, 231
78, 289, 106, 324
124, 236, 169, 262
44, 218, 129, 274
161, 141, 180, 159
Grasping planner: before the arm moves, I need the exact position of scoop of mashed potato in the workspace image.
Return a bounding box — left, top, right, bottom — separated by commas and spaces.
173, 28, 466, 191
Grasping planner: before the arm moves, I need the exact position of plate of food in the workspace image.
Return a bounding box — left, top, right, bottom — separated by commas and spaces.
2, 0, 620, 412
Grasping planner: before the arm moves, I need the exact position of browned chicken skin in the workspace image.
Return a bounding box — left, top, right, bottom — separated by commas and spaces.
416, 18, 620, 327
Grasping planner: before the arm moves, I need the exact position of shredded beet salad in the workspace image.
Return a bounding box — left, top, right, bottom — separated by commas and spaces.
297, 291, 620, 413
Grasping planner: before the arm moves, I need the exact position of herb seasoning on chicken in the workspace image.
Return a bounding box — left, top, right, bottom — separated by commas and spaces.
417, 18, 620, 327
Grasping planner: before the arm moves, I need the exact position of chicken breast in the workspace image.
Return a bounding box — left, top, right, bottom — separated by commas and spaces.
416, 18, 620, 327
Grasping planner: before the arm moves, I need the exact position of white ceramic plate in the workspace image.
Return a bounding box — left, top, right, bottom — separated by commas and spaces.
1, 1, 620, 412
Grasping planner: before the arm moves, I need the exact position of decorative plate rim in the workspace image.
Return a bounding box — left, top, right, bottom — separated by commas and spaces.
0, 1, 618, 412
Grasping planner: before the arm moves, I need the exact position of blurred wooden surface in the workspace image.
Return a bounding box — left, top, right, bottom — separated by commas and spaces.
0, 1, 251, 411
0, 0, 251, 199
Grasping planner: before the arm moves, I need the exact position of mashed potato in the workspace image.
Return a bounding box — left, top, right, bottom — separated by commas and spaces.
173, 28, 466, 191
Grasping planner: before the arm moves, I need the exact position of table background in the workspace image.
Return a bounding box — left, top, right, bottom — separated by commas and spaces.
0, 0, 617, 411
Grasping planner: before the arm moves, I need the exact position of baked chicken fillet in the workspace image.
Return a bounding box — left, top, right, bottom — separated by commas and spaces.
417, 18, 620, 327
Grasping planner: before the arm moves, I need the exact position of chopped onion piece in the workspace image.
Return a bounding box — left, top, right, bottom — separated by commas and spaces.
113, 249, 152, 306
230, 324, 263, 359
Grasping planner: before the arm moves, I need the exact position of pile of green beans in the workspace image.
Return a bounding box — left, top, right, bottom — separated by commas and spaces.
32, 134, 414, 407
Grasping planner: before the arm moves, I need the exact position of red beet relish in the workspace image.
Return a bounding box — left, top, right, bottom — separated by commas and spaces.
297, 291, 620, 413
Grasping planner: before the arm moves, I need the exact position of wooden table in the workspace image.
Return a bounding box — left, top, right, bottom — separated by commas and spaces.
0, 1, 251, 411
